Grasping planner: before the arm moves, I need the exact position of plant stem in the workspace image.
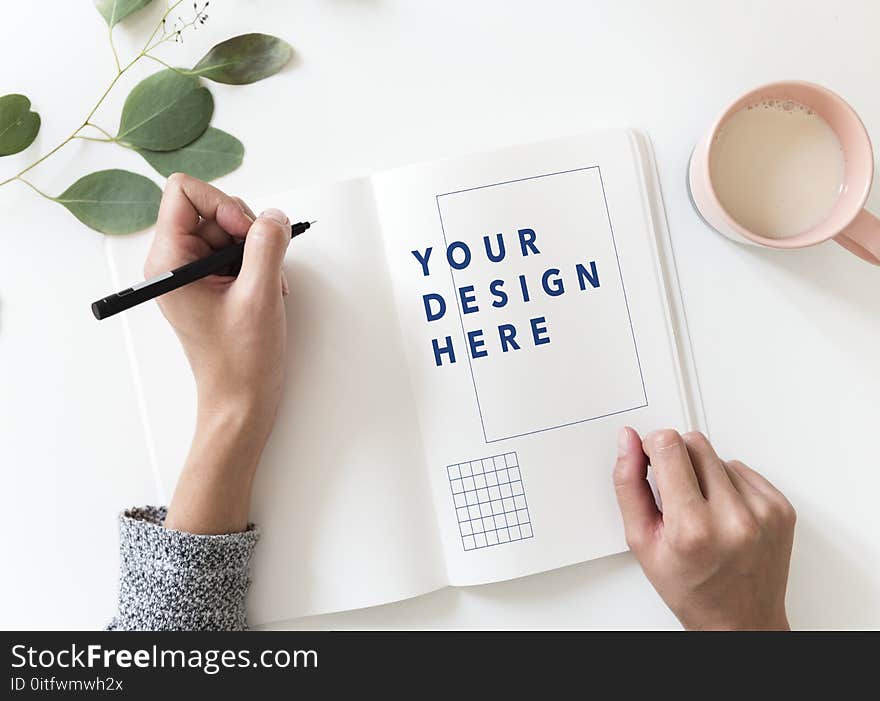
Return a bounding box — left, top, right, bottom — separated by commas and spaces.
0, 0, 190, 191
0, 73, 126, 189
84, 122, 117, 141
16, 176, 55, 201
0, 67, 131, 188
81, 65, 129, 128
0, 132, 81, 187
145, 16, 201, 54
144, 54, 184, 73
108, 25, 122, 73
142, 0, 185, 55
74, 135, 114, 143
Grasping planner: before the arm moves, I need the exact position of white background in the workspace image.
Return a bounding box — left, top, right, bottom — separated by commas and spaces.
1, 0, 878, 630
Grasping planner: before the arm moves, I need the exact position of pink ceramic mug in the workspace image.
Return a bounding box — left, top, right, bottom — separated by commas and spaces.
688, 80, 880, 265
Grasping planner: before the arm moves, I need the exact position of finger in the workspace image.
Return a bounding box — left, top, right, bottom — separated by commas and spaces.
238, 208, 292, 296
727, 460, 788, 504
681, 431, 737, 501
147, 174, 253, 275
156, 173, 253, 240
196, 218, 235, 250
613, 426, 661, 552
725, 460, 785, 501
145, 230, 211, 279
642, 429, 705, 514
725, 460, 795, 522
232, 196, 256, 221
197, 196, 256, 250
723, 461, 761, 502
147, 218, 236, 276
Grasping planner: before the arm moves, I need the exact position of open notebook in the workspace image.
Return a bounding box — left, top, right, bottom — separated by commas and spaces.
105, 129, 704, 624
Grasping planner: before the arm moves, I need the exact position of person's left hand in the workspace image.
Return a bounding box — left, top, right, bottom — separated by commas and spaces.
613, 427, 796, 630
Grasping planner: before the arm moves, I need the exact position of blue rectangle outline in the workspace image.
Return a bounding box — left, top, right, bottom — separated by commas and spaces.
434, 165, 648, 444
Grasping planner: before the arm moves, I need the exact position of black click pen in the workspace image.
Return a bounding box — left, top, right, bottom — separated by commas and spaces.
91, 221, 315, 320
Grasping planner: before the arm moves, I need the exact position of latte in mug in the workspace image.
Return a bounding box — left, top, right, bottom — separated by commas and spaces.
710, 99, 845, 239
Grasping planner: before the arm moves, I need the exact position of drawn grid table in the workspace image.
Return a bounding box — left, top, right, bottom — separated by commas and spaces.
447, 452, 533, 550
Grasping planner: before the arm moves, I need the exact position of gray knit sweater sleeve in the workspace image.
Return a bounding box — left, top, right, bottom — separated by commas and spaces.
108, 506, 260, 631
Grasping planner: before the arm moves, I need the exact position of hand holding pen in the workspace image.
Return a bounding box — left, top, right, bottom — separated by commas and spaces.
92, 177, 313, 320
131, 173, 297, 534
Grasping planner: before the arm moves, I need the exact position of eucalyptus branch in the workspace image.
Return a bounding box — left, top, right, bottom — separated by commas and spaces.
143, 1, 210, 55
16, 176, 55, 201
0, 1, 291, 235
108, 24, 122, 73
141, 0, 185, 55
84, 122, 116, 141
0, 1, 200, 190
146, 16, 203, 53
0, 130, 82, 187
143, 54, 180, 72
74, 134, 115, 143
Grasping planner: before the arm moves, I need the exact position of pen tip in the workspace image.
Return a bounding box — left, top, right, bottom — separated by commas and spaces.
309, 220, 317, 225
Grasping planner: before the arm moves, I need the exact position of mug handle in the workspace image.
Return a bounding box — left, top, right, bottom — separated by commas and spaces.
834, 209, 880, 265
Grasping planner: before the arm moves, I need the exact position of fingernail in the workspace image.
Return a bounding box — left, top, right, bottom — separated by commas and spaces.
281, 273, 290, 296
260, 208, 289, 226
617, 427, 631, 457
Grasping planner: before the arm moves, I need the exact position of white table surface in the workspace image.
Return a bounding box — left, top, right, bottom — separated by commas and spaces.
1, 0, 878, 630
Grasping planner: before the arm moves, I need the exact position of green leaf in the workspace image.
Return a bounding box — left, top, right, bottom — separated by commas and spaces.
118, 69, 213, 151
0, 94, 41, 156
136, 127, 244, 181
56, 170, 161, 235
94, 0, 154, 27
190, 33, 293, 85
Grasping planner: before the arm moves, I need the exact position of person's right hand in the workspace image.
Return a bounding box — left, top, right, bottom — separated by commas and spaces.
145, 173, 292, 430
613, 427, 796, 630
144, 173, 293, 535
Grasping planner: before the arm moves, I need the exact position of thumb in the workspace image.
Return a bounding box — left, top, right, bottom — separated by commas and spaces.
238, 208, 292, 295
613, 426, 661, 554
